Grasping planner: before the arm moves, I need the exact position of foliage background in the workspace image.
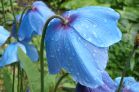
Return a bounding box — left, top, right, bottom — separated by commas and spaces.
0, 0, 139, 92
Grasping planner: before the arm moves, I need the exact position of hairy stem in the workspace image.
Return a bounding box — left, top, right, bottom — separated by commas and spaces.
54, 73, 69, 92
117, 47, 136, 92
17, 63, 20, 92
12, 64, 16, 92
18, 6, 32, 27
40, 15, 67, 92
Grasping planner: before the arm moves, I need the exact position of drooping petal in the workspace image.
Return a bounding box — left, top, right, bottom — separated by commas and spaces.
18, 1, 55, 41
76, 83, 94, 92
101, 71, 116, 90
115, 77, 139, 92
0, 42, 38, 67
115, 77, 137, 87
45, 20, 111, 88
0, 42, 26, 67
62, 6, 122, 47
76, 71, 116, 92
23, 42, 39, 62
0, 26, 10, 46
11, 14, 25, 38
127, 83, 139, 92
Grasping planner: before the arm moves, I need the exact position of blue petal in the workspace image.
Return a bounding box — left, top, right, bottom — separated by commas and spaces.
16, 14, 25, 23
88, 72, 116, 92
45, 20, 111, 88
0, 26, 10, 46
115, 77, 136, 87
11, 14, 25, 39
0, 42, 26, 67
11, 21, 17, 38
62, 6, 122, 47
76, 72, 116, 92
128, 83, 139, 92
23, 43, 39, 62
101, 71, 116, 91
18, 1, 55, 41
76, 83, 94, 92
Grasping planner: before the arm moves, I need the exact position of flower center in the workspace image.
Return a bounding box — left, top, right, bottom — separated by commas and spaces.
32, 6, 37, 11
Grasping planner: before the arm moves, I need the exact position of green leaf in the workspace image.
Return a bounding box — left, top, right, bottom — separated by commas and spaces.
18, 48, 57, 92
18, 48, 40, 92
2, 68, 12, 92
44, 74, 56, 92
118, 7, 139, 21
130, 54, 135, 71
61, 0, 107, 9
130, 59, 135, 71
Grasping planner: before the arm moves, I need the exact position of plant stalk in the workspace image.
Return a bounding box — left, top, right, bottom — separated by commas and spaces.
117, 46, 136, 92
54, 73, 69, 92
12, 64, 16, 92
40, 15, 67, 92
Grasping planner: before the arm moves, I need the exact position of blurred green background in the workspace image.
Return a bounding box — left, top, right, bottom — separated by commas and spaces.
0, 0, 139, 92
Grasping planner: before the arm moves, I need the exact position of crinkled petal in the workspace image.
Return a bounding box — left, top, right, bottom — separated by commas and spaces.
0, 26, 10, 46
115, 77, 139, 92
62, 6, 122, 47
16, 14, 25, 23
115, 77, 136, 87
0, 42, 26, 67
101, 71, 116, 90
23, 43, 39, 62
128, 83, 139, 92
18, 1, 55, 41
76, 71, 116, 92
45, 20, 111, 88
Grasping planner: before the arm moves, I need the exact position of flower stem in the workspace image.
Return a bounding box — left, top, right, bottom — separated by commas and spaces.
54, 73, 69, 92
117, 46, 137, 92
16, 5, 31, 41
17, 63, 20, 92
40, 15, 67, 92
18, 6, 32, 28
10, 0, 16, 21
0, 0, 6, 26
12, 64, 16, 92
20, 69, 23, 92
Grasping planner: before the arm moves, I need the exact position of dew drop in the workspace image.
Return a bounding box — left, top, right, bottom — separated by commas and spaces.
87, 38, 92, 42
93, 24, 97, 28
57, 48, 60, 52
69, 57, 72, 60
93, 53, 96, 56
50, 55, 55, 58
83, 34, 87, 37
77, 72, 80, 76
104, 19, 107, 22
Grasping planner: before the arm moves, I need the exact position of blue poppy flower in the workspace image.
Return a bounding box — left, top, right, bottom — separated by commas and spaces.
0, 26, 38, 67
18, 1, 55, 41
0, 26, 10, 46
45, 6, 122, 88
115, 77, 139, 92
76, 72, 116, 92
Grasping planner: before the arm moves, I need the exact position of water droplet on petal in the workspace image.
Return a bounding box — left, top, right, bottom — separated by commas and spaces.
104, 19, 107, 22
83, 34, 87, 37
93, 24, 97, 28
93, 53, 96, 56
87, 38, 92, 42
69, 57, 72, 60
50, 55, 54, 58
77, 72, 80, 76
